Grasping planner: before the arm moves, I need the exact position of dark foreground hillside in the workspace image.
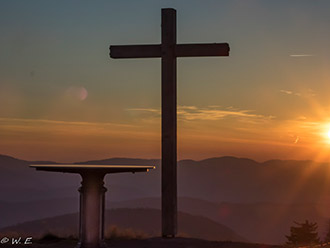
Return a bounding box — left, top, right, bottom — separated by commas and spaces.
3, 154, 330, 243
0, 208, 246, 242
0, 237, 282, 248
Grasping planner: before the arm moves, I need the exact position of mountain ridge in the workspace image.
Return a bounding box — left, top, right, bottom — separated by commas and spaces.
2, 153, 326, 165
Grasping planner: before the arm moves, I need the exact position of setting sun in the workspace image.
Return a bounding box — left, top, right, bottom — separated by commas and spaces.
322, 124, 330, 142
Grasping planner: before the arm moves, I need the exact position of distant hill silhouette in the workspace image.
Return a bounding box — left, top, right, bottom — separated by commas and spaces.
2, 154, 330, 203
0, 208, 246, 242
2, 154, 330, 243
1, 196, 327, 244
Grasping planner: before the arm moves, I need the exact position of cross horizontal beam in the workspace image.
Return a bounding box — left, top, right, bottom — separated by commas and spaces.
110, 45, 161, 58
110, 43, 229, 59
176, 43, 229, 57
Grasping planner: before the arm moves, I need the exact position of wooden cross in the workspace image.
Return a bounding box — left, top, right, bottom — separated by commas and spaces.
109, 8, 230, 237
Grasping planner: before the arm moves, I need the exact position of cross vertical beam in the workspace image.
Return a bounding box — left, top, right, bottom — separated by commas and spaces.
109, 8, 230, 239
161, 8, 177, 237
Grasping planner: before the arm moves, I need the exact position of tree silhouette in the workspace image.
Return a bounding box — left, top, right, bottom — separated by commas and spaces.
285, 220, 320, 247
324, 219, 330, 243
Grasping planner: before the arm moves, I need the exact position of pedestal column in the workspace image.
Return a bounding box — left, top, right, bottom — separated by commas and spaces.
77, 172, 107, 248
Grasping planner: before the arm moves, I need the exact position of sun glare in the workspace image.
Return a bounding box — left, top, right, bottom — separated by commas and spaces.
323, 125, 330, 144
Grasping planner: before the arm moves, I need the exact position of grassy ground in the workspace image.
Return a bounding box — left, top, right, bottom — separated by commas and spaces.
0, 237, 283, 248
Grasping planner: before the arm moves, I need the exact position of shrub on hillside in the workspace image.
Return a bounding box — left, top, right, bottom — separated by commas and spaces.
104, 225, 148, 240
285, 220, 320, 247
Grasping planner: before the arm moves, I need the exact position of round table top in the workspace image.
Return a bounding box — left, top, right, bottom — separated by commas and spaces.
30, 164, 155, 174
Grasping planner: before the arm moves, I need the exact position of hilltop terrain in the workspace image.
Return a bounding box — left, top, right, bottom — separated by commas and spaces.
1, 154, 330, 243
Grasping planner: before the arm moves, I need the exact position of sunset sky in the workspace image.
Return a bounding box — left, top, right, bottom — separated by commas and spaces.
2, 1, 330, 162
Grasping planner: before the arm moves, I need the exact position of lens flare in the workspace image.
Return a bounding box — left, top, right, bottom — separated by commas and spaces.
66, 86, 88, 101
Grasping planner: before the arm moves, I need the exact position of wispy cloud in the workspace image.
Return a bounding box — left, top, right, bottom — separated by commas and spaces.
280, 89, 316, 98
290, 54, 314, 57
0, 117, 137, 130
280, 89, 301, 97
178, 106, 262, 121
127, 108, 161, 114
127, 106, 274, 122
